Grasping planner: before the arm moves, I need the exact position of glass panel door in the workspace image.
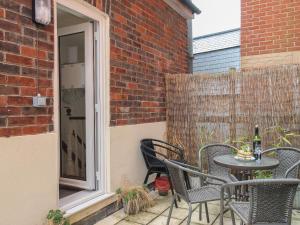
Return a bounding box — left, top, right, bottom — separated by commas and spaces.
58, 23, 95, 190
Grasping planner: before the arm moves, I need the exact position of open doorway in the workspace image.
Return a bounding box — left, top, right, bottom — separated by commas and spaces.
57, 5, 96, 201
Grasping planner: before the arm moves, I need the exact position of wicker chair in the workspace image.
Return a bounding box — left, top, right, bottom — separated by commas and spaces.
220, 179, 300, 225
164, 159, 234, 225
198, 144, 238, 221
262, 147, 300, 178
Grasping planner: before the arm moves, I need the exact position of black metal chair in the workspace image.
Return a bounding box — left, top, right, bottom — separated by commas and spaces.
140, 139, 185, 207
140, 138, 184, 184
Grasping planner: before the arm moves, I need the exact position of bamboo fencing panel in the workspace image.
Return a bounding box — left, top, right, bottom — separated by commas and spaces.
166, 65, 300, 163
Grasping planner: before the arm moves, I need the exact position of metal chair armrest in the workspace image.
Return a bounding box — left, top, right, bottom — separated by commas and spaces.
171, 160, 201, 172
154, 143, 184, 160
285, 160, 300, 178
151, 138, 184, 152
167, 160, 228, 184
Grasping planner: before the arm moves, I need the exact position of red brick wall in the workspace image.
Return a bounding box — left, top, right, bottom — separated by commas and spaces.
109, 0, 189, 126
0, 0, 189, 136
241, 0, 300, 57
0, 0, 54, 137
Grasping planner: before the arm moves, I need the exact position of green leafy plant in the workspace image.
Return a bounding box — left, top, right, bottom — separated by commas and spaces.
225, 135, 251, 154
253, 125, 300, 179
199, 126, 216, 148
116, 186, 154, 215
46, 210, 70, 225
264, 125, 300, 148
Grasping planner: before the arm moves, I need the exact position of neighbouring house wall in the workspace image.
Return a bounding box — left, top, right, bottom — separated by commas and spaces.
193, 47, 240, 73
241, 0, 300, 68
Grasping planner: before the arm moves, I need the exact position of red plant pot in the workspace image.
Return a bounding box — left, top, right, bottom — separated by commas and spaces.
155, 176, 170, 196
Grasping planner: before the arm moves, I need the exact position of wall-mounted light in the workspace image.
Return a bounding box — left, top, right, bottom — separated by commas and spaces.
33, 0, 51, 25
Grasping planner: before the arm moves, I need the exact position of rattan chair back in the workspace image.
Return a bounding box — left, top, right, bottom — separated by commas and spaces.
164, 159, 189, 202
199, 144, 235, 177
248, 179, 299, 225
263, 147, 300, 178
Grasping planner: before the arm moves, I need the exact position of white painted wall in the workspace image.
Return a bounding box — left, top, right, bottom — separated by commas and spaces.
0, 133, 58, 225
110, 122, 166, 191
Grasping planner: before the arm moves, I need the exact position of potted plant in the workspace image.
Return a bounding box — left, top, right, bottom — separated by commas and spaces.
46, 209, 70, 225
116, 186, 154, 215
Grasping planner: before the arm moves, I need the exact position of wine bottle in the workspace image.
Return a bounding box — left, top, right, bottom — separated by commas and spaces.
253, 125, 262, 160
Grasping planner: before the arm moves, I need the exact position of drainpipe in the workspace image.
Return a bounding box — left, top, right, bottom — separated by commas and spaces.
187, 19, 193, 73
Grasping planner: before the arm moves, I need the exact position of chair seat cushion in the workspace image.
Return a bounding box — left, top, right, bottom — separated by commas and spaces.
229, 202, 250, 223
188, 185, 222, 203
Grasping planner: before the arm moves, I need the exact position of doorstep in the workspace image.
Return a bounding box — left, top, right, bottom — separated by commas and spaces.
66, 193, 119, 225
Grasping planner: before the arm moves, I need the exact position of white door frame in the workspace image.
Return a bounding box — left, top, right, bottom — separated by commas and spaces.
58, 22, 95, 190
54, 0, 111, 201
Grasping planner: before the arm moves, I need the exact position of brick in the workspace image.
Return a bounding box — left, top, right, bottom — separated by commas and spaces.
0, 96, 7, 106
0, 0, 20, 13
0, 107, 21, 115
8, 116, 35, 126
0, 41, 20, 54
0, 86, 19, 95
37, 78, 52, 87
0, 8, 4, 18
141, 101, 159, 107
22, 46, 36, 59
22, 125, 48, 135
20, 87, 37, 96
7, 96, 32, 106
5, 32, 34, 46
0, 74, 6, 83
37, 41, 53, 51
0, 127, 22, 137
7, 76, 35, 87
36, 115, 52, 124
6, 54, 34, 66
37, 60, 53, 69
0, 20, 21, 33
22, 107, 47, 115
14, 0, 32, 8
21, 6, 32, 17
0, 63, 20, 75
0, 117, 6, 127
23, 27, 37, 38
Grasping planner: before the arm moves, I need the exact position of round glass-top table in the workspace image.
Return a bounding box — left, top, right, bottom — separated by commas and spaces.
213, 154, 279, 171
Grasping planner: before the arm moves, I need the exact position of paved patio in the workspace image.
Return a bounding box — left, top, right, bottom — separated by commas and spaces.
95, 194, 300, 225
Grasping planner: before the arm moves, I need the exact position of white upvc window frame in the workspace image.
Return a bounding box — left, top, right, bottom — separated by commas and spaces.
53, 0, 111, 212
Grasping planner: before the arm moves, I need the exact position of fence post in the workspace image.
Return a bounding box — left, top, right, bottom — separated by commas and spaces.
229, 68, 237, 142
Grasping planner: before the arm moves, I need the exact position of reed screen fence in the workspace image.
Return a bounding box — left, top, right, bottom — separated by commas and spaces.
166, 65, 300, 163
